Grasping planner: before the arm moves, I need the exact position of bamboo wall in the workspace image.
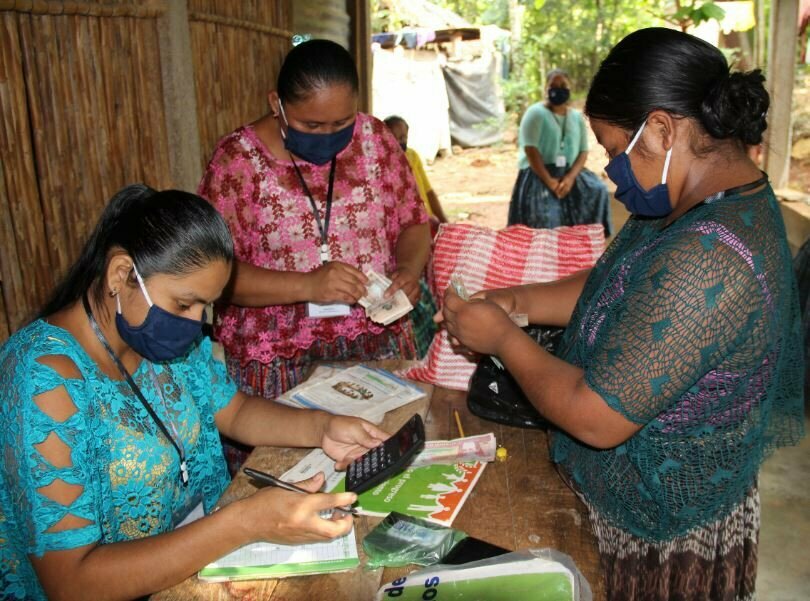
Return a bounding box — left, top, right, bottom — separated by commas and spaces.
189, 1, 293, 169
0, 0, 294, 342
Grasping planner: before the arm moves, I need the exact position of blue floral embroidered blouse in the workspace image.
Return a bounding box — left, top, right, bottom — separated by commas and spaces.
0, 320, 236, 600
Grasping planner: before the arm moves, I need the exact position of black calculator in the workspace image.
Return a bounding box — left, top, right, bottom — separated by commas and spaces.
345, 413, 426, 494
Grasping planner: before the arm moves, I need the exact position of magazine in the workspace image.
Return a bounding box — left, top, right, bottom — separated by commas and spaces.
275, 365, 426, 424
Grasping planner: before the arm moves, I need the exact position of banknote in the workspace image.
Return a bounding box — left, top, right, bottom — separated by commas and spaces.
449, 273, 469, 300
409, 433, 497, 467
449, 274, 529, 327
359, 270, 413, 325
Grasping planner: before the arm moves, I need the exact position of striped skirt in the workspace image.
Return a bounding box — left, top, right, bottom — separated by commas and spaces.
508, 165, 612, 236
587, 485, 759, 601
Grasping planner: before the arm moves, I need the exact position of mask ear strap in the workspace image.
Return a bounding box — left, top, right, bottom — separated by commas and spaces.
661, 146, 673, 184
625, 120, 647, 154
131, 264, 154, 307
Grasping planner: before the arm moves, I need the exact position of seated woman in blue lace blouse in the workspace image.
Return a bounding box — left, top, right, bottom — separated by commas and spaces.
0, 185, 387, 600
439, 29, 804, 601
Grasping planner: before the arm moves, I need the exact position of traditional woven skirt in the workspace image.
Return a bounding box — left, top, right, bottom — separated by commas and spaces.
411, 278, 438, 359
221, 324, 418, 474
508, 165, 612, 236
587, 485, 759, 601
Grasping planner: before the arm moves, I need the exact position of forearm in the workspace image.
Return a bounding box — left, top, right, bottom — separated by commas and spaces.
427, 190, 448, 223
496, 329, 637, 448
525, 147, 554, 185
224, 260, 312, 307
395, 222, 431, 276
567, 151, 588, 179
509, 268, 591, 326
220, 393, 330, 448
35, 503, 249, 601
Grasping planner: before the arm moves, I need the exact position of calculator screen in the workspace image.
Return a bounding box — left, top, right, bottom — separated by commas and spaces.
398, 430, 411, 453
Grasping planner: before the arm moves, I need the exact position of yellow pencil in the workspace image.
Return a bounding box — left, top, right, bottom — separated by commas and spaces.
453, 409, 465, 438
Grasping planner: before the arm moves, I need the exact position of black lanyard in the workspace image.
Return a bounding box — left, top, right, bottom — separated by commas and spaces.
706, 173, 769, 203
291, 155, 337, 264
82, 295, 189, 487
660, 173, 770, 228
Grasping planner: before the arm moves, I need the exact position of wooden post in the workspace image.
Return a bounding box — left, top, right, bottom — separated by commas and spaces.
157, 0, 203, 192
763, 0, 799, 188
347, 0, 372, 114
754, 0, 766, 67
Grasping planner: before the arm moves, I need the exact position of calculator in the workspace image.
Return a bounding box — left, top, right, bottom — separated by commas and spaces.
345, 413, 426, 494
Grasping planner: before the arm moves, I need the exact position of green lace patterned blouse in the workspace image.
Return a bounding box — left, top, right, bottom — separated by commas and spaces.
553, 184, 804, 540
0, 321, 236, 599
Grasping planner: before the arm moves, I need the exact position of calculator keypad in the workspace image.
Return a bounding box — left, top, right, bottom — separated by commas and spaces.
345, 414, 425, 494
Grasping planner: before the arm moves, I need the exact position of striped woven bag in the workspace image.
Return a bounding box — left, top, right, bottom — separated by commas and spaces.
401, 223, 605, 391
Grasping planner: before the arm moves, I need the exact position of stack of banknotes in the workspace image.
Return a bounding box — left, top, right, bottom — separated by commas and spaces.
359, 270, 414, 325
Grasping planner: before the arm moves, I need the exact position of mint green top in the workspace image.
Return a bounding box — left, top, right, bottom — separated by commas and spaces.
517, 103, 589, 170
553, 185, 805, 541
0, 321, 237, 600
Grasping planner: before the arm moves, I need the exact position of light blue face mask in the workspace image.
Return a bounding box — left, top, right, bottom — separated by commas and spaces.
115, 264, 204, 363
605, 120, 674, 217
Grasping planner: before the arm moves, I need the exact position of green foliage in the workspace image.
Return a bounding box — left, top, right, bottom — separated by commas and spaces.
371, 0, 404, 32
434, 0, 510, 28
662, 1, 726, 32
433, 0, 733, 114
509, 0, 662, 114
377, 1, 732, 115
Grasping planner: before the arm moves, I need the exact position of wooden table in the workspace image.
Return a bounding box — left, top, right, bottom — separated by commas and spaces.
153, 362, 605, 600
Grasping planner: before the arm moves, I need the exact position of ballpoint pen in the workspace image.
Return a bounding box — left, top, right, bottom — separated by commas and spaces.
243, 467, 358, 515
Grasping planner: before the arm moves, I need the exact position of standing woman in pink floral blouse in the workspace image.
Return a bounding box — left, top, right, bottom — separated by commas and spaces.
199, 39, 430, 471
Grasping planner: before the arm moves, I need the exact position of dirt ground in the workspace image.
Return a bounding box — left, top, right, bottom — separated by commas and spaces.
427, 141, 519, 231
426, 124, 629, 233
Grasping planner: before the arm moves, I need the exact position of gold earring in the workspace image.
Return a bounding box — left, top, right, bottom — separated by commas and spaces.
109, 289, 118, 297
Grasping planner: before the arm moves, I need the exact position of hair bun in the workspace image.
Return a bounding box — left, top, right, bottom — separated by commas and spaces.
700, 69, 769, 145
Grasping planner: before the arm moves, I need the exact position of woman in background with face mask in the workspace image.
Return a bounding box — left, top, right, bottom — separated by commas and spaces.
0, 185, 388, 600
507, 68, 611, 235
439, 29, 803, 600
199, 40, 430, 472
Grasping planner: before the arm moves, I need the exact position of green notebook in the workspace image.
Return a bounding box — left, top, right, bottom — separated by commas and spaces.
198, 529, 359, 582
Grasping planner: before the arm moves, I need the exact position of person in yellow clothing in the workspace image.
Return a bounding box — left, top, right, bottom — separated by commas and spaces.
385, 116, 449, 227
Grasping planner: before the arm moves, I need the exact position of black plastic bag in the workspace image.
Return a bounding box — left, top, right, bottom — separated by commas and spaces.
467, 326, 564, 429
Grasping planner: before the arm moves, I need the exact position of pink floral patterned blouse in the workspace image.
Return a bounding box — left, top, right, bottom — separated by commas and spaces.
199, 112, 428, 366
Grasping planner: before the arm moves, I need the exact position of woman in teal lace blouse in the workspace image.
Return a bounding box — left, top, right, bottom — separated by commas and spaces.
0, 185, 387, 600
439, 29, 804, 600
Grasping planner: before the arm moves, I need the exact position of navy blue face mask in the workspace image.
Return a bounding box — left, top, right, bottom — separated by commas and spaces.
115, 264, 204, 362
604, 120, 673, 217
279, 100, 355, 165
548, 87, 570, 106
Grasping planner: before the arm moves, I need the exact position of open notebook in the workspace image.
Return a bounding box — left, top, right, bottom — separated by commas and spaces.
198, 528, 359, 582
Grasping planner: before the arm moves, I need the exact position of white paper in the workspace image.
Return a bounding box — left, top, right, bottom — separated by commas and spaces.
306, 302, 351, 318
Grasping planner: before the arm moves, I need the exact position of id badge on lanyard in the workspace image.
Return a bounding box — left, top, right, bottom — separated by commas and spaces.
174, 496, 205, 529
293, 156, 351, 319
306, 302, 351, 318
